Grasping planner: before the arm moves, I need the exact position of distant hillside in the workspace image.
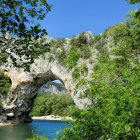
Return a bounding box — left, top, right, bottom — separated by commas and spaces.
39, 81, 67, 95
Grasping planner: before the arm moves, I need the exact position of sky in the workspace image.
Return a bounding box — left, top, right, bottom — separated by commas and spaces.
38, 0, 139, 39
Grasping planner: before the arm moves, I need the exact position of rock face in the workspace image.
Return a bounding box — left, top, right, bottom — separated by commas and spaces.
39, 81, 67, 94
0, 32, 103, 123
0, 58, 92, 123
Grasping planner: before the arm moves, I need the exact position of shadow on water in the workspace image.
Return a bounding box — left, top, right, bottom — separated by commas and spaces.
0, 123, 33, 140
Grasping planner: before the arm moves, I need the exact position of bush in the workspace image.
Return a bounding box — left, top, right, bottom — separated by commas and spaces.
72, 64, 88, 80
0, 70, 11, 97
57, 56, 140, 140
65, 46, 80, 69
0, 53, 8, 66
70, 32, 88, 48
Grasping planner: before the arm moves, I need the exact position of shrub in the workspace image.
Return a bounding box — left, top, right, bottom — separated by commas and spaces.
70, 32, 88, 48
79, 45, 91, 58
0, 53, 8, 66
0, 70, 11, 97
72, 67, 80, 80
107, 22, 130, 44
65, 46, 80, 69
57, 56, 140, 140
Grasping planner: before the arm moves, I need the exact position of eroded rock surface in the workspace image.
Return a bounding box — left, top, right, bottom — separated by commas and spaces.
0, 32, 96, 123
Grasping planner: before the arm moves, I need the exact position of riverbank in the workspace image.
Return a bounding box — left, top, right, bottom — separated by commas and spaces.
0, 123, 13, 127
32, 115, 72, 121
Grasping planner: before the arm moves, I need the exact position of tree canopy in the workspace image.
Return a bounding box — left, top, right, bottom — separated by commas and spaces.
0, 0, 52, 38
126, 0, 140, 4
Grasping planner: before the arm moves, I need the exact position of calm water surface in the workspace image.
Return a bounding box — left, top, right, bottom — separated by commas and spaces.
0, 120, 68, 140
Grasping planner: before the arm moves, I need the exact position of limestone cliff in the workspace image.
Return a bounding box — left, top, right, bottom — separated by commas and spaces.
0, 31, 117, 123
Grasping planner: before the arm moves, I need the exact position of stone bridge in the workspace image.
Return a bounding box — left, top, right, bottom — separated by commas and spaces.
0, 33, 96, 123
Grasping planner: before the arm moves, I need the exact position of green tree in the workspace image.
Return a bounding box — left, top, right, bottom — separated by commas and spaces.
126, 0, 140, 4
0, 70, 11, 97
0, 0, 52, 38
56, 1, 140, 139
0, 1, 52, 71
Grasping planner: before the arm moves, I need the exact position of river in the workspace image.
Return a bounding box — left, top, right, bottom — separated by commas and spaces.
0, 120, 68, 140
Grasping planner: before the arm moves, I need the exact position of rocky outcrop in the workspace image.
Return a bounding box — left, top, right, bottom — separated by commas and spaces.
39, 81, 67, 94
0, 32, 105, 123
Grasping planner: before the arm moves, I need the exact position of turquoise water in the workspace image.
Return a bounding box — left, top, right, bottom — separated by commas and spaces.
0, 120, 68, 140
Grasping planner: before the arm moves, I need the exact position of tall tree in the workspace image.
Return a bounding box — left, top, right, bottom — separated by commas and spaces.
0, 0, 52, 38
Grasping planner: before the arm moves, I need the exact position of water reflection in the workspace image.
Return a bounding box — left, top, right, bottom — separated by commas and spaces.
0, 120, 68, 140
0, 123, 33, 140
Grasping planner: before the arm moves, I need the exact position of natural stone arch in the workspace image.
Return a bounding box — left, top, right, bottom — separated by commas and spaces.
0, 31, 108, 123
1, 57, 92, 123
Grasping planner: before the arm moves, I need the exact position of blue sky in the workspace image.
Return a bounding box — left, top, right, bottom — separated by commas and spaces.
38, 0, 139, 39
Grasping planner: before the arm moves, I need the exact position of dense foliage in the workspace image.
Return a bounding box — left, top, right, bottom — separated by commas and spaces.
30, 93, 79, 117
56, 5, 140, 140
0, 0, 52, 71
0, 70, 11, 97
0, 70, 11, 112
0, 35, 50, 71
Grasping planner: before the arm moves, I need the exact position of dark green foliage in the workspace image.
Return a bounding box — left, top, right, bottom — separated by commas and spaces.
80, 64, 88, 74
0, 53, 8, 66
30, 93, 78, 117
57, 56, 140, 140
72, 64, 88, 80
0, 70, 11, 97
107, 22, 130, 44
70, 33, 92, 59
79, 45, 91, 58
0, 0, 52, 71
57, 4, 140, 140
72, 67, 80, 80
70, 32, 88, 48
0, 37, 50, 71
0, 0, 51, 38
126, 0, 140, 4
66, 46, 80, 69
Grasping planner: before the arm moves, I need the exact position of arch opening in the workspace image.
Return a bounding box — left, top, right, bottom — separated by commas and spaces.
1, 70, 76, 124
29, 80, 77, 119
